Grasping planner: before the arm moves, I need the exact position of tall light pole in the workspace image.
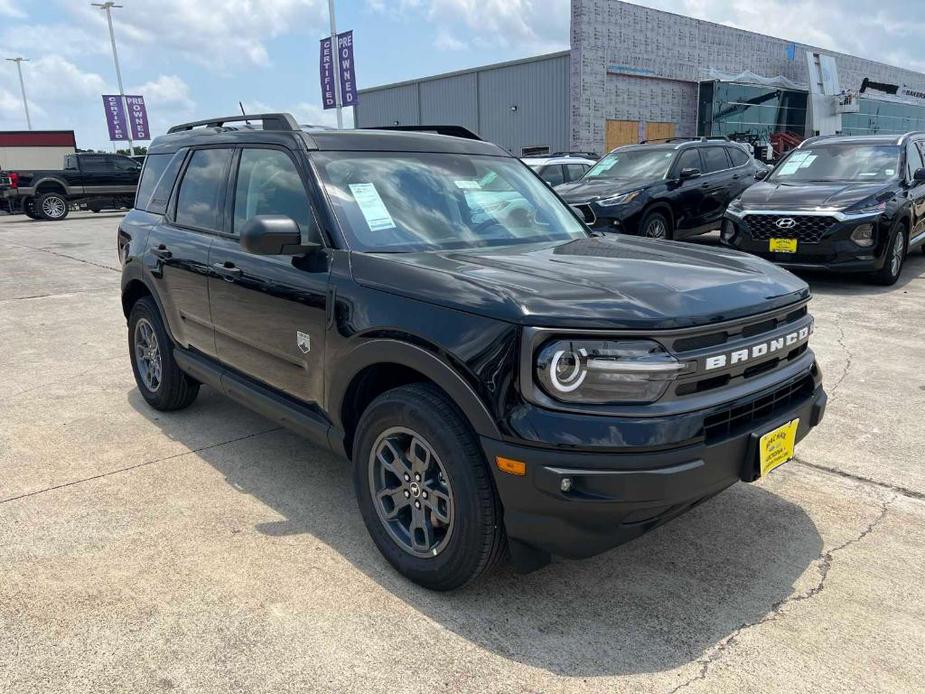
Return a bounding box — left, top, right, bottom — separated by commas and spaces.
5, 57, 31, 130
327, 0, 343, 129
92, 2, 133, 153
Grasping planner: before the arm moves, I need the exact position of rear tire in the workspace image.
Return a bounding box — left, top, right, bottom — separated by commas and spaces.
639, 209, 673, 240
128, 297, 200, 411
871, 225, 907, 286
353, 383, 506, 590
36, 191, 69, 221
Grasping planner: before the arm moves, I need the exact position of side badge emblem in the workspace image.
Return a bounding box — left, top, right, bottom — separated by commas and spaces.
297, 331, 311, 354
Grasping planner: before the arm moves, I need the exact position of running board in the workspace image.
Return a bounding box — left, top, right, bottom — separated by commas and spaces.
173, 347, 332, 450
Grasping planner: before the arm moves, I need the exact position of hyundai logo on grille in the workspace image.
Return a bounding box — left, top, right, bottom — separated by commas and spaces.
702, 322, 813, 371
775, 217, 797, 229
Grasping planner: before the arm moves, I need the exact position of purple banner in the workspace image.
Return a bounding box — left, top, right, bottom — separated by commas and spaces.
102, 94, 128, 141
125, 95, 150, 140
336, 30, 358, 107
319, 36, 336, 110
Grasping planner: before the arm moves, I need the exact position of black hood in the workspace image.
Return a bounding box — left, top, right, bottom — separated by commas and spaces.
351, 236, 809, 330
740, 180, 891, 210
556, 177, 657, 203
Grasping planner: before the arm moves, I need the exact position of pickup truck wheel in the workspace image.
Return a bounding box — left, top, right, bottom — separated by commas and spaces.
640, 209, 673, 240
37, 192, 69, 221
353, 383, 506, 590
871, 225, 907, 286
128, 297, 200, 411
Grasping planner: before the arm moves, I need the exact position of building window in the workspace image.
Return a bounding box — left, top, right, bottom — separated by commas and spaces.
698, 82, 808, 141
841, 98, 925, 136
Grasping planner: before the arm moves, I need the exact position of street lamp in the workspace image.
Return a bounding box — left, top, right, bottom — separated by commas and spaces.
92, 2, 133, 154
5, 57, 31, 130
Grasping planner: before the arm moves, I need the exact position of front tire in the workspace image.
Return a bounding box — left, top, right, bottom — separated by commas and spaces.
353, 383, 506, 590
639, 209, 673, 240
128, 297, 199, 411
36, 192, 69, 221
871, 225, 907, 286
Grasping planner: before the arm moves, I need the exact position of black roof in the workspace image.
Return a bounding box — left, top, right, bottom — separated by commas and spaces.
149, 112, 508, 157
799, 132, 925, 148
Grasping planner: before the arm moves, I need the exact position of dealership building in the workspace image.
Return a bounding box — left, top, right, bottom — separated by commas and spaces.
355, 0, 925, 157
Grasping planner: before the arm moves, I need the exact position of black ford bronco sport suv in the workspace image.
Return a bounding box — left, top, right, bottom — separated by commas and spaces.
723, 132, 925, 285
557, 137, 762, 239
119, 114, 826, 590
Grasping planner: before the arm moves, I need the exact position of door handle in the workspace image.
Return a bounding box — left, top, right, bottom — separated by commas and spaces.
152, 244, 172, 259
212, 262, 243, 280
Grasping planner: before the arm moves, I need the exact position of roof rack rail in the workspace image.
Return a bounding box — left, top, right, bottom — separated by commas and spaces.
366, 125, 482, 141
550, 151, 599, 159
639, 135, 731, 144
167, 113, 300, 134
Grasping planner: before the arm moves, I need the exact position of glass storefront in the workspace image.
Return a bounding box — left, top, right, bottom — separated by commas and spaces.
841, 98, 925, 135
698, 82, 808, 140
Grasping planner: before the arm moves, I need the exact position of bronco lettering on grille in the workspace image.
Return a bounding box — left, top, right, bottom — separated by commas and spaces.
703, 323, 812, 371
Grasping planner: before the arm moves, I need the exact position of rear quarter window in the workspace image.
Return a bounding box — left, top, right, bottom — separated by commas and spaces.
728, 147, 750, 167
135, 151, 185, 214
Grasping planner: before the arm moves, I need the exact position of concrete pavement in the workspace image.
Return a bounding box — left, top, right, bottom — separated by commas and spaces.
1, 213, 923, 693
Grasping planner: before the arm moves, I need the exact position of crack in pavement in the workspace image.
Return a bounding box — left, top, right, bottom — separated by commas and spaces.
794, 457, 925, 502
827, 311, 854, 399
0, 426, 283, 505
3, 241, 120, 273
0, 285, 116, 304
667, 492, 895, 694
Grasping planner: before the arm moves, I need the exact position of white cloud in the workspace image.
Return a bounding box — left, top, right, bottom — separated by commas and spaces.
73, 0, 329, 70
433, 29, 467, 51
131, 75, 194, 110
0, 0, 24, 18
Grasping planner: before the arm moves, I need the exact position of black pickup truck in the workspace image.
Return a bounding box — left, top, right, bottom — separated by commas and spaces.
0, 152, 141, 220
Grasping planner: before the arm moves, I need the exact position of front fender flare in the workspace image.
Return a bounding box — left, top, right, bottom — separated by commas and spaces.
328, 338, 503, 446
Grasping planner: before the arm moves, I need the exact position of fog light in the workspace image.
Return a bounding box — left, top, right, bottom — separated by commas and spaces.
560, 477, 572, 492
851, 223, 874, 247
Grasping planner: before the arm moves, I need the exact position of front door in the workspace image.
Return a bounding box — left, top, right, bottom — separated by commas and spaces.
208, 146, 329, 405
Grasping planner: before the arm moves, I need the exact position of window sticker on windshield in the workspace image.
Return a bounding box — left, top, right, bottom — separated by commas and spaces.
589, 158, 618, 175
454, 180, 481, 190
799, 155, 816, 168
777, 161, 802, 176
348, 183, 396, 231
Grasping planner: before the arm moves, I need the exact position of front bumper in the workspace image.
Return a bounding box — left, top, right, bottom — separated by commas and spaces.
722, 212, 890, 272
483, 369, 826, 561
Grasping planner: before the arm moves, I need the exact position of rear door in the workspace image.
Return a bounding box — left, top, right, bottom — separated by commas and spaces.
208, 145, 329, 405
147, 146, 234, 356
725, 146, 753, 200
697, 146, 734, 229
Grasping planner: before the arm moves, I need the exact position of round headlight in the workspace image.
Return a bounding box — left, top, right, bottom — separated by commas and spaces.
549, 347, 588, 392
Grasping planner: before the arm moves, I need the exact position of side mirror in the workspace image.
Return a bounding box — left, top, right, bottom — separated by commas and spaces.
239, 215, 318, 255
914, 168, 925, 183
754, 169, 769, 181
679, 167, 701, 180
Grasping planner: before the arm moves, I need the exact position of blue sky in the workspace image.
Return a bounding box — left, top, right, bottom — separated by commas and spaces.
0, 0, 921, 151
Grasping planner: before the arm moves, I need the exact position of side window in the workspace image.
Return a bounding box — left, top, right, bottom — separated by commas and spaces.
232, 148, 312, 237
727, 147, 750, 167
565, 163, 588, 181
541, 165, 565, 186
135, 151, 184, 213
175, 148, 233, 231
64, 155, 77, 170
701, 147, 731, 173
906, 142, 924, 180
113, 156, 141, 172
675, 148, 702, 173
80, 155, 106, 172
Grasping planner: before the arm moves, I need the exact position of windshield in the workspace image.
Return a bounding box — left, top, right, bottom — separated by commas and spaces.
313, 152, 588, 252
583, 148, 674, 181
769, 144, 900, 183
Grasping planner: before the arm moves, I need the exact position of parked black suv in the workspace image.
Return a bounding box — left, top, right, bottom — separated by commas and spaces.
557, 138, 762, 239
119, 114, 826, 590
723, 133, 925, 285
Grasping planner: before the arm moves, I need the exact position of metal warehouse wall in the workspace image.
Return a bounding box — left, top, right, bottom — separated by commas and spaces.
356, 53, 570, 156
571, 0, 925, 154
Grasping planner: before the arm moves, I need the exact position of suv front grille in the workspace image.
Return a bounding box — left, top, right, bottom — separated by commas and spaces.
741, 214, 838, 243
703, 374, 815, 443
